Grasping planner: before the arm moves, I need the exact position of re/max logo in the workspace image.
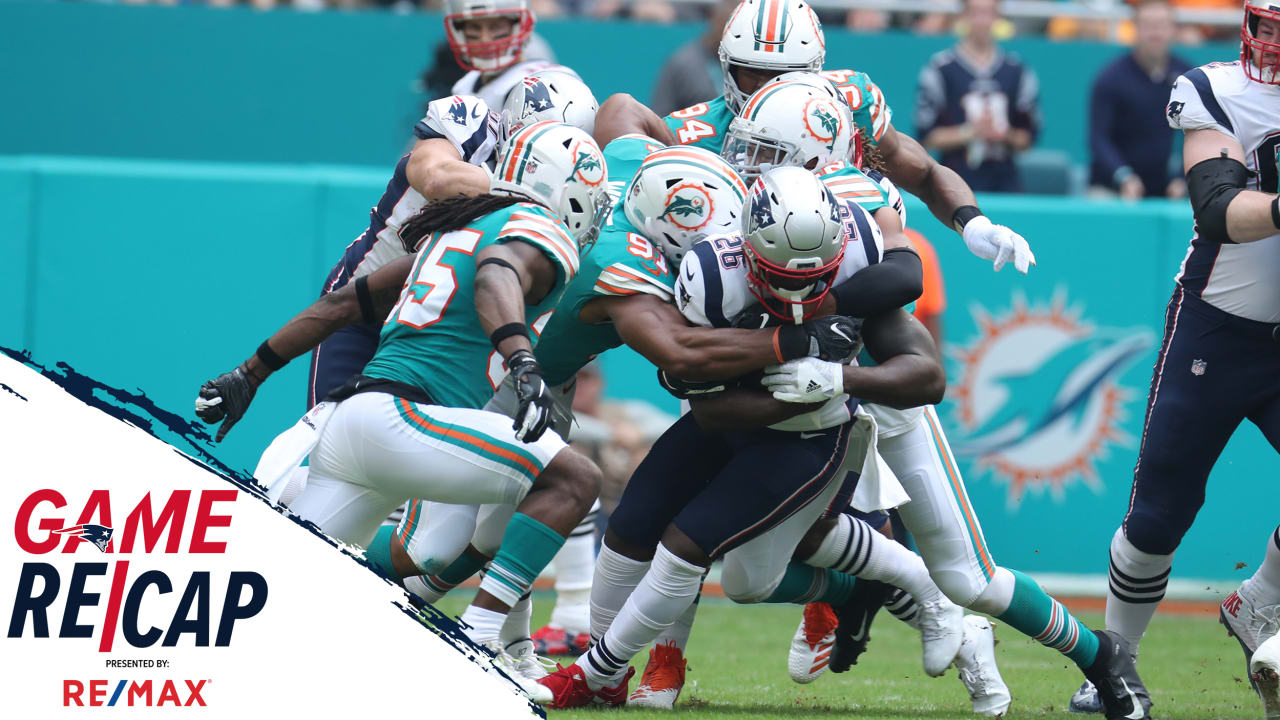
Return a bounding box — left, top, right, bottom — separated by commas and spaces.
63, 679, 207, 707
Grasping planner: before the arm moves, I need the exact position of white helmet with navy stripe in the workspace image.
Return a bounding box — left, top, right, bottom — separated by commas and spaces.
492, 121, 610, 251
622, 146, 750, 265
721, 72, 853, 183
1243, 0, 1280, 84
719, 0, 826, 114
499, 68, 599, 149
443, 0, 534, 73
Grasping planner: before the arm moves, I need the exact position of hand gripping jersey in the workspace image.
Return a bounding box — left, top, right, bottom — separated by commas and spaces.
675, 199, 885, 431
322, 95, 500, 295
532, 135, 677, 386
1168, 60, 1280, 322
362, 202, 579, 409
662, 68, 893, 155
453, 60, 564, 115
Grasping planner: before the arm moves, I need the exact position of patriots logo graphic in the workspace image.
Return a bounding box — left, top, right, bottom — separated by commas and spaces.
53, 523, 113, 552
750, 187, 775, 230
448, 97, 469, 126
567, 151, 602, 182
521, 77, 554, 114
662, 194, 704, 219
1166, 100, 1184, 121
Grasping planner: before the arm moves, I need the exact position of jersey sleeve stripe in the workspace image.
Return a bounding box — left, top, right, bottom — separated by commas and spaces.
594, 280, 640, 296
690, 242, 731, 328
497, 227, 579, 277
1183, 68, 1234, 134
413, 121, 445, 141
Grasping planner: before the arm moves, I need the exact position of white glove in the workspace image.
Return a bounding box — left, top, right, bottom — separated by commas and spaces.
762, 358, 844, 404
961, 215, 1036, 273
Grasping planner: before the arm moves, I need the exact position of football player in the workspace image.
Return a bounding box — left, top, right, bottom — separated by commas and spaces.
662, 0, 1035, 275
443, 0, 562, 111
198, 123, 612, 703
1070, 2, 1280, 717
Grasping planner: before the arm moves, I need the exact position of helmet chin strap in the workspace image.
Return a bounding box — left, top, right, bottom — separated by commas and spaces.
771, 284, 815, 324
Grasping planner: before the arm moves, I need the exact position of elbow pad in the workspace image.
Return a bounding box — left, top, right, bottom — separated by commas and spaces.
656, 368, 728, 400
1186, 156, 1249, 244
831, 248, 924, 318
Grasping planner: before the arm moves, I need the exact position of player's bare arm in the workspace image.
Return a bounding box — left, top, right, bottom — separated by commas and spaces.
405, 137, 492, 199
593, 93, 678, 148
590, 293, 862, 381
688, 387, 823, 431
878, 124, 1035, 273
193, 255, 415, 440
473, 240, 557, 358
1183, 128, 1280, 244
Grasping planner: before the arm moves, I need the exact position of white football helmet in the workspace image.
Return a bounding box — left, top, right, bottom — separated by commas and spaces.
721, 73, 853, 183
719, 0, 826, 114
1243, 0, 1280, 84
444, 0, 534, 73
742, 166, 845, 322
492, 121, 611, 251
499, 68, 598, 148
623, 146, 750, 265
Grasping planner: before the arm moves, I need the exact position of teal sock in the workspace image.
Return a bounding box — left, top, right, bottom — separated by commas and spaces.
763, 562, 857, 605
365, 525, 398, 579
997, 569, 1100, 669
478, 513, 566, 607
420, 551, 489, 597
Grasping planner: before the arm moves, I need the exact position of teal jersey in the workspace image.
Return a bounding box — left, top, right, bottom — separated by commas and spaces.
663, 96, 736, 153
535, 136, 676, 386
815, 160, 890, 216
364, 202, 580, 409
819, 69, 894, 146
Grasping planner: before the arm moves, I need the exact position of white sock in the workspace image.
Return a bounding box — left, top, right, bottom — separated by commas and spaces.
576, 544, 703, 690
550, 531, 596, 635
652, 585, 701, 653
590, 542, 651, 643
459, 605, 507, 646
404, 574, 445, 603
500, 592, 533, 646
805, 514, 943, 604
1244, 526, 1280, 604
885, 588, 922, 630
1105, 528, 1173, 653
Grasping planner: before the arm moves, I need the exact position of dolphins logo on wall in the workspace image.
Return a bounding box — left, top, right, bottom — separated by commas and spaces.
947, 290, 1155, 507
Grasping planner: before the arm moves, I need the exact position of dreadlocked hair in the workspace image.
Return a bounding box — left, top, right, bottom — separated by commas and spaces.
398, 192, 540, 253
859, 140, 887, 174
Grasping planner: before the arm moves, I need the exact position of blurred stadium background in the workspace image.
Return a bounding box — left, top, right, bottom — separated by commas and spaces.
0, 0, 1269, 606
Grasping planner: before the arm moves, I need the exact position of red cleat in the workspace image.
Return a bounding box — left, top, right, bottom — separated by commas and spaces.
537, 662, 636, 709
629, 643, 688, 708
531, 624, 591, 656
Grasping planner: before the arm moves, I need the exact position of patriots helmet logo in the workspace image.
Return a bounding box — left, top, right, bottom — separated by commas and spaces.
521, 77, 555, 115
53, 523, 114, 552
448, 96, 469, 126
749, 184, 776, 231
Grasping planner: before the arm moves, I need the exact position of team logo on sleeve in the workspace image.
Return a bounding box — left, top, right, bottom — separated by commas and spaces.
1166, 100, 1184, 121
448, 97, 469, 126
660, 182, 714, 231
520, 77, 554, 113
803, 99, 843, 151
947, 292, 1154, 507
567, 143, 605, 186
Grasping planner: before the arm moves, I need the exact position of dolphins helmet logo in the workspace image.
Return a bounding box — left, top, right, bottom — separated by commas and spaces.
53, 523, 114, 552
660, 182, 714, 231
802, 98, 843, 150
947, 291, 1154, 506
447, 96, 469, 126
566, 143, 605, 186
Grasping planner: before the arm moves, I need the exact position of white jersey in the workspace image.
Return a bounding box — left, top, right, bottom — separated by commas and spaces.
323, 95, 500, 293
1168, 60, 1280, 322
452, 60, 567, 115
675, 199, 885, 431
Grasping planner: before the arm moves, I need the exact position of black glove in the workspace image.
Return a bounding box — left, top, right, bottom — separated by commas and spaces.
508, 349, 553, 443
776, 315, 864, 363
195, 366, 257, 442
656, 368, 729, 400
731, 302, 785, 330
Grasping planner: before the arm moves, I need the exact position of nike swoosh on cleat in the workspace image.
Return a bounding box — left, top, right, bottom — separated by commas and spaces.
1118, 678, 1145, 719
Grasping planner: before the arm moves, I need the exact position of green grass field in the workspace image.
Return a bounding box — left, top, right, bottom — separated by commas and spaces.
434, 593, 1262, 720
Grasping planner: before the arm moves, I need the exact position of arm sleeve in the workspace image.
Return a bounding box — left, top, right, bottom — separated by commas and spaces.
831, 248, 924, 318
414, 95, 501, 165
1089, 70, 1130, 184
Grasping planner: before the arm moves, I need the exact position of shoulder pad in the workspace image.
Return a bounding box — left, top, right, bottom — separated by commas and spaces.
416, 95, 501, 165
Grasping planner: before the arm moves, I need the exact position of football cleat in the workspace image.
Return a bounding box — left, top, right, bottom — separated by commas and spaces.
831, 579, 892, 673
1068, 680, 1103, 714
506, 638, 557, 682
1081, 630, 1152, 720
953, 615, 1011, 717
538, 662, 635, 709
917, 598, 965, 677
1251, 633, 1280, 720
531, 623, 591, 656
485, 640, 553, 704
789, 602, 838, 684
629, 643, 688, 708
1222, 583, 1280, 693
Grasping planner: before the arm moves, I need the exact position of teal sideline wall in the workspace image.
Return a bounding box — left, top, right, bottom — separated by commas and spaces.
1, 155, 1274, 585
0, 2, 1238, 167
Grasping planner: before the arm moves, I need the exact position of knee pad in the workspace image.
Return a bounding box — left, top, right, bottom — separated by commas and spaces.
929, 567, 987, 608
967, 567, 1016, 616
399, 501, 479, 575
472, 503, 516, 557
719, 558, 778, 605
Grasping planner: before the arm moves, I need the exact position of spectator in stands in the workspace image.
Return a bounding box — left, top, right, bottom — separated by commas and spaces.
649, 0, 736, 115
916, 0, 1040, 193
1088, 0, 1190, 200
